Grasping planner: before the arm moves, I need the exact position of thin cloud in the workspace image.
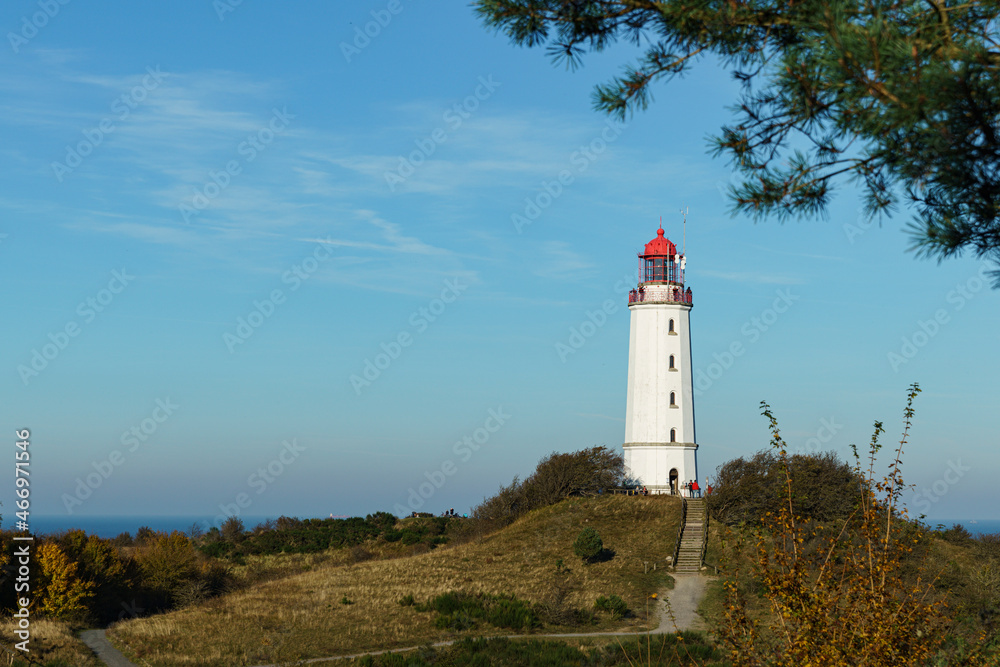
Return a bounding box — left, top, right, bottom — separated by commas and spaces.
698, 269, 804, 285
532, 241, 595, 281
300, 210, 449, 257
745, 243, 850, 262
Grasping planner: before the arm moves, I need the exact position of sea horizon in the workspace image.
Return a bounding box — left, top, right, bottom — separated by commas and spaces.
14, 515, 303, 539
931, 518, 1000, 536
11, 514, 1000, 540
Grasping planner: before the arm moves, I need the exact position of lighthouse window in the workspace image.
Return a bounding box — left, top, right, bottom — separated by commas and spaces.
670, 391, 676, 407
670, 428, 677, 442
669, 319, 675, 333
669, 355, 675, 370
644, 257, 668, 282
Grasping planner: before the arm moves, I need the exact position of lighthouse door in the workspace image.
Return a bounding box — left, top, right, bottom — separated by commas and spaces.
669, 468, 678, 495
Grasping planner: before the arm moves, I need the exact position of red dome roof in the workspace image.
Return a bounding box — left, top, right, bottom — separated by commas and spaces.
643, 227, 676, 256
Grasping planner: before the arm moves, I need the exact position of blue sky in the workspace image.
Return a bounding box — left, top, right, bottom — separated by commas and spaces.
1, 1, 996, 525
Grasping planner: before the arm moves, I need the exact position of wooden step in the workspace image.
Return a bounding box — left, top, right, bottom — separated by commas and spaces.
674, 503, 707, 571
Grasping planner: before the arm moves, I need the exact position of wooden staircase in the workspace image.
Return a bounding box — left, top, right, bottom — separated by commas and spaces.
673, 497, 706, 573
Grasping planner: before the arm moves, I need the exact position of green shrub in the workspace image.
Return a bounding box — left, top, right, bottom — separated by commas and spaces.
365, 511, 397, 531
708, 449, 865, 526
112, 532, 133, 547
135, 532, 199, 606
485, 596, 538, 629
400, 530, 421, 546
355, 634, 722, 665
428, 591, 464, 615
349, 545, 373, 563
595, 594, 629, 619
938, 523, 974, 545
197, 541, 233, 559
135, 526, 156, 545
194, 513, 414, 558
420, 591, 539, 630
427, 535, 448, 548
220, 517, 245, 542
398, 594, 415, 606
573, 527, 604, 563
434, 610, 476, 630
472, 446, 624, 532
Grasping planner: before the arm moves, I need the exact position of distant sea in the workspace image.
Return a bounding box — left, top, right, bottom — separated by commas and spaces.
11, 516, 1000, 539
934, 519, 1000, 536
14, 515, 292, 538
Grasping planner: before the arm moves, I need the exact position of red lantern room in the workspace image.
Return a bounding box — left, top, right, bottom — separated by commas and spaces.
628, 226, 692, 305
640, 227, 681, 284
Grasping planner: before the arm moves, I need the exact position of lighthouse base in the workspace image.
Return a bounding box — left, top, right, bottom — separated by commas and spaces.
623, 442, 698, 496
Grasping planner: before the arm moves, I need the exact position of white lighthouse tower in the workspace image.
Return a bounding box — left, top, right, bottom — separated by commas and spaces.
623, 224, 697, 495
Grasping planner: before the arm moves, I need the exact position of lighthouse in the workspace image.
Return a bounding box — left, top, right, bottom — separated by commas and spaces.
623, 225, 697, 495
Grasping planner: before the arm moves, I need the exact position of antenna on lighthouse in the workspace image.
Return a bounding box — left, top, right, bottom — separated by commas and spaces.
681, 206, 688, 255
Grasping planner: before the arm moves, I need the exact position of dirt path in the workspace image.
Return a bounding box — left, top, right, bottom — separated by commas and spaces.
80, 629, 138, 667
246, 574, 714, 666
657, 573, 712, 633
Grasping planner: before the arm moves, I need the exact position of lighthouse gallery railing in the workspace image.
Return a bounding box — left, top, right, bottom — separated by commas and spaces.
628, 288, 693, 305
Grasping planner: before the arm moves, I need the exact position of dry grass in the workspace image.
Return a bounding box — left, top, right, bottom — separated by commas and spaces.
0, 619, 102, 666
109, 495, 680, 666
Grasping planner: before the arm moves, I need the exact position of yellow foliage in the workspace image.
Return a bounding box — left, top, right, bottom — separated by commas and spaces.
37, 542, 94, 621
717, 384, 996, 666
135, 530, 198, 594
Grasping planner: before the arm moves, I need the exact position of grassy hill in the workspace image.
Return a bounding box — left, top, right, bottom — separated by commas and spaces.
107, 495, 681, 666
0, 619, 103, 666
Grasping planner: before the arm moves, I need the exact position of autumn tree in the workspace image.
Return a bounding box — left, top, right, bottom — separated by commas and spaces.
36, 542, 94, 621
525, 446, 625, 506
220, 516, 245, 542
708, 449, 864, 525
134, 531, 200, 608
474, 446, 624, 530
476, 0, 1000, 280
57, 530, 141, 623
716, 385, 998, 665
